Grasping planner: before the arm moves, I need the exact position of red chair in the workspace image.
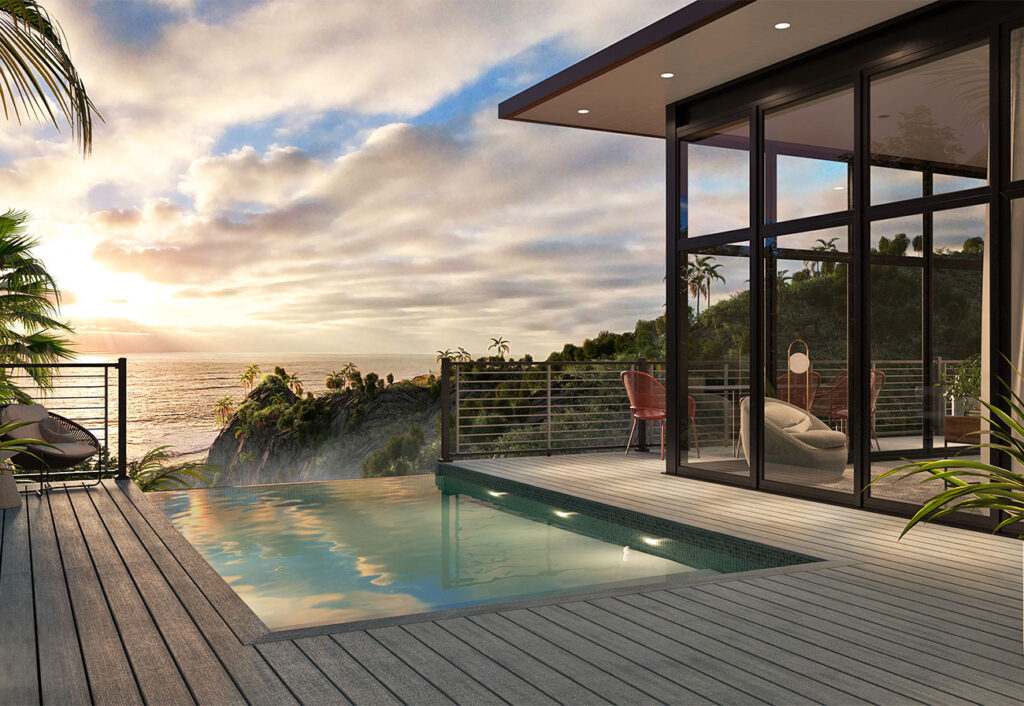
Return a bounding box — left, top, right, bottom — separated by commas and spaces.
835, 369, 886, 450
620, 371, 700, 460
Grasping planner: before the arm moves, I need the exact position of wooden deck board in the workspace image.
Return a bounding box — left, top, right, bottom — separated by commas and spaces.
2, 452, 1022, 705
26, 493, 91, 706
0, 505, 38, 705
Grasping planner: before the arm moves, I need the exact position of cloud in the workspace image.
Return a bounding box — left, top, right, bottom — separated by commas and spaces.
6, 0, 681, 355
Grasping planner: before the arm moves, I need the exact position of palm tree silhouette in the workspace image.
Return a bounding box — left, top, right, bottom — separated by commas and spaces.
701, 259, 725, 311
488, 337, 510, 359
436, 349, 454, 363
457, 347, 472, 362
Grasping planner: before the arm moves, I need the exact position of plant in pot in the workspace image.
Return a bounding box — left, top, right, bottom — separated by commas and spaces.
938, 355, 982, 445
940, 354, 982, 417
874, 359, 1023, 647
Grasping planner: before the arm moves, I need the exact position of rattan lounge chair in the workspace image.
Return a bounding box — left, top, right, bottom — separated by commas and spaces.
0, 404, 100, 471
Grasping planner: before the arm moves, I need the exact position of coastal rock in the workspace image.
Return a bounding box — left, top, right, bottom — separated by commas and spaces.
207, 381, 442, 486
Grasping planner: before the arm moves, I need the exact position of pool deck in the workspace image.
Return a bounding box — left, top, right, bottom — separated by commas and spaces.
2, 455, 1022, 705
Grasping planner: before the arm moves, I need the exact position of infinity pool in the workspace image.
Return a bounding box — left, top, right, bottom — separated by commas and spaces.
152, 473, 816, 630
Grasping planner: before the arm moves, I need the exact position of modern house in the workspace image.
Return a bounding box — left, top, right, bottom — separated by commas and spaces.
499, 0, 1024, 530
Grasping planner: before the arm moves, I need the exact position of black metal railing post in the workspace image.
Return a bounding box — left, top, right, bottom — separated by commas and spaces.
545, 363, 552, 455
440, 357, 451, 462
117, 357, 127, 479
637, 358, 649, 452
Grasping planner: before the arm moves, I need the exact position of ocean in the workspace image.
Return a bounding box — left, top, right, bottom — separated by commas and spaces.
73, 352, 438, 463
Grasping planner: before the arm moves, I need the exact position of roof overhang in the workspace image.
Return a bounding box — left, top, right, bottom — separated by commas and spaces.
499, 0, 939, 138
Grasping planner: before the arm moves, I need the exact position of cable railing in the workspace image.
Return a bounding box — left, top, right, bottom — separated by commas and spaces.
440, 357, 967, 459
1, 360, 127, 486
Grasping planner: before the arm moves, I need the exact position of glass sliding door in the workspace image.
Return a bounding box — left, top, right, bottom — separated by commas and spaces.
762, 227, 853, 492
1012, 28, 1023, 182
869, 205, 987, 505
679, 245, 750, 477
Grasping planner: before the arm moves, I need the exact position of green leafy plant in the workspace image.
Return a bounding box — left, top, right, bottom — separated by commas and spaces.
873, 360, 1024, 537
939, 354, 982, 404
128, 446, 215, 491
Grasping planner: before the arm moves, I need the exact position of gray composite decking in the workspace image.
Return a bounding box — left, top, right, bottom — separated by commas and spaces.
0, 455, 1021, 705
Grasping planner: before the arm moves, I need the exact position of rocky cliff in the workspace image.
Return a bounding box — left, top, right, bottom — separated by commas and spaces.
207, 376, 441, 486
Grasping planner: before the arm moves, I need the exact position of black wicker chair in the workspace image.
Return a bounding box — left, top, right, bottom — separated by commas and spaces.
0, 405, 101, 471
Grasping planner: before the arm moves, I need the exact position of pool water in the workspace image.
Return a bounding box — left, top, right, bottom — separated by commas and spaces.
152, 473, 816, 630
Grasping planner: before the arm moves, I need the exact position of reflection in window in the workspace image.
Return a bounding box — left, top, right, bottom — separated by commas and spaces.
680, 245, 750, 475
871, 44, 988, 204
765, 88, 853, 223
1013, 28, 1023, 182
680, 121, 749, 237
761, 227, 852, 492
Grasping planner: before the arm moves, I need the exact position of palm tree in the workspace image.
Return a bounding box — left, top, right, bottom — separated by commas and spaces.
324, 370, 346, 390
0, 1, 100, 155
810, 237, 839, 276
0, 210, 73, 400
215, 396, 234, 429
700, 259, 725, 311
238, 363, 260, 394
457, 347, 472, 362
488, 337, 510, 359
684, 257, 709, 317
435, 349, 454, 363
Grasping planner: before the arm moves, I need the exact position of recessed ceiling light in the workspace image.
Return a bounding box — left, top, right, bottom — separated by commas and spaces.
833, 186, 845, 190
774, 22, 791, 29
577, 108, 590, 114
660, 72, 675, 79
877, 114, 891, 119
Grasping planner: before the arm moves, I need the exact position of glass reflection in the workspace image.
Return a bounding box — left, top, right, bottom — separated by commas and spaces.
765, 88, 853, 223
871, 44, 988, 204
680, 120, 749, 237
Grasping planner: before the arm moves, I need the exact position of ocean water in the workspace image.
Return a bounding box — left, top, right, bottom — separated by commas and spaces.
72, 352, 437, 463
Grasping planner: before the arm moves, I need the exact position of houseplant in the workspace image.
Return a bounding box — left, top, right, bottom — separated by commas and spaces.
939, 354, 982, 416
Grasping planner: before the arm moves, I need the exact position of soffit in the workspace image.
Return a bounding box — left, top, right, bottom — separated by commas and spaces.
500, 0, 938, 138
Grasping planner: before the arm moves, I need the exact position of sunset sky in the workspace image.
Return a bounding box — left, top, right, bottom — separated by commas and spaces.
8, 0, 679, 357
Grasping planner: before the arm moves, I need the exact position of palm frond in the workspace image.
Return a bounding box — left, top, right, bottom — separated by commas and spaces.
0, 1, 100, 154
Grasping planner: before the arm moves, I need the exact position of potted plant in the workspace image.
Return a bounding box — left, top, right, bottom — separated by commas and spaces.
939, 355, 982, 444
874, 359, 1023, 647
940, 354, 982, 416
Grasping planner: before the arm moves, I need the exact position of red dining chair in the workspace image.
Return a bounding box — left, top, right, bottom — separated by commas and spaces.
620, 371, 699, 460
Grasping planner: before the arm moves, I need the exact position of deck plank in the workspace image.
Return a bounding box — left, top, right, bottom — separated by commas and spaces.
0, 505, 39, 705
25, 493, 91, 706
293, 635, 401, 706
48, 490, 142, 705
402, 621, 556, 705
331, 630, 454, 705
103, 481, 296, 706
256, 640, 348, 705
66, 487, 194, 705
88, 484, 245, 705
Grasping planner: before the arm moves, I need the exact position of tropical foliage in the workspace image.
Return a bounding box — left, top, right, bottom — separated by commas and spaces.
215, 396, 235, 429
488, 337, 510, 359
238, 363, 261, 394
128, 445, 215, 491
361, 424, 436, 478
872, 360, 1024, 537
0, 209, 74, 401
0, 0, 99, 154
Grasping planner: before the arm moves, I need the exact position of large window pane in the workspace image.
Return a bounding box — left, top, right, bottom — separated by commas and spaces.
765, 88, 853, 223
762, 227, 852, 492
871, 44, 988, 204
680, 120, 749, 237
1013, 28, 1023, 182
680, 245, 750, 476
870, 205, 987, 505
